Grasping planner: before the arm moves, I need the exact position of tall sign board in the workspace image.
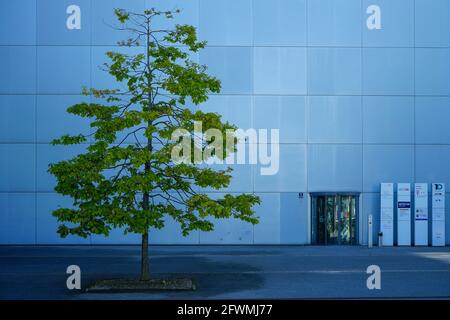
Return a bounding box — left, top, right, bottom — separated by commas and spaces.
432, 183, 445, 246
397, 183, 411, 246
380, 183, 394, 246
414, 183, 428, 246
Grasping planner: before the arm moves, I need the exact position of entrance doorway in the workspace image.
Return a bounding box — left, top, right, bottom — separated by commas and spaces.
311, 193, 359, 245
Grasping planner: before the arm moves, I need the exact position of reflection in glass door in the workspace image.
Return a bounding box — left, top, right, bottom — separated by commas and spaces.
311, 194, 358, 245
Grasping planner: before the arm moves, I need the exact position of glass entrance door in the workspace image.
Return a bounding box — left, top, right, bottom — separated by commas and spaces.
311, 194, 358, 245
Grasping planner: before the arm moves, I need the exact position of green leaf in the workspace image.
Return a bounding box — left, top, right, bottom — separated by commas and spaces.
48, 8, 260, 242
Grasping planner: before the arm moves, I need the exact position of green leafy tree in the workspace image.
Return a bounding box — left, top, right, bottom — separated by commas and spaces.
49, 8, 260, 281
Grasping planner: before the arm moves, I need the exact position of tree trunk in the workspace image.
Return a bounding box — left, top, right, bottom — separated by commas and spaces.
140, 231, 150, 281
140, 17, 153, 283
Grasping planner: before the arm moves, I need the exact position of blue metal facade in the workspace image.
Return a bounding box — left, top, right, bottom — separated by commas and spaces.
0, 0, 449, 245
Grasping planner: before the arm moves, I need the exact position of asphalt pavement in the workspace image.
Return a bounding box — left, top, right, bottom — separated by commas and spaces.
1, 245, 449, 299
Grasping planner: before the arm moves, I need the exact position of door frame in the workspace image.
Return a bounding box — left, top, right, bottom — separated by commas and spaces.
310, 192, 360, 245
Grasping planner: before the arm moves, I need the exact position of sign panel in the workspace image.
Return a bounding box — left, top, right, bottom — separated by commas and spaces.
397, 183, 411, 246
432, 183, 445, 210
381, 183, 394, 207
380, 183, 394, 246
432, 183, 445, 246
414, 183, 428, 246
415, 183, 428, 209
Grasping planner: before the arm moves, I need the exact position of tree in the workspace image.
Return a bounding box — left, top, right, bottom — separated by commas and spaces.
49, 8, 260, 281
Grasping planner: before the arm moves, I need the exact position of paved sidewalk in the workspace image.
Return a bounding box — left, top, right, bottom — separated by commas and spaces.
1, 245, 450, 299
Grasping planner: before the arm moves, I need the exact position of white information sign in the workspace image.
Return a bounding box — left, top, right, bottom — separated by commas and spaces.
397, 183, 411, 246
380, 183, 394, 246
414, 183, 428, 246
432, 183, 445, 246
